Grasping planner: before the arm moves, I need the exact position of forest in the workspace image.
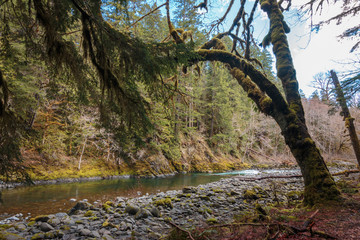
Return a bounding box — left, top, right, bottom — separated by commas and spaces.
0, 0, 360, 239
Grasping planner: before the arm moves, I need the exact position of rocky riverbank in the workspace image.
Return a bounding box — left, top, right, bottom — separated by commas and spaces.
0, 170, 308, 240
1, 168, 357, 240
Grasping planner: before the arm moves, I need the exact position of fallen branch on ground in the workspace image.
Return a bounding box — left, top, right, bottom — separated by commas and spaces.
167, 221, 195, 240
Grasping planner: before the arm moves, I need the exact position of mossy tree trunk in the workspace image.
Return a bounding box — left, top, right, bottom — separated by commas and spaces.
330, 70, 360, 168
179, 0, 341, 205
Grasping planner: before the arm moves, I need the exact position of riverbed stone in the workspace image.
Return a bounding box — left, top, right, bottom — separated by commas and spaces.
39, 222, 54, 232
150, 207, 161, 217
80, 228, 91, 236
135, 208, 151, 219
125, 205, 139, 215
182, 186, 197, 193
68, 202, 91, 215
227, 197, 236, 204
48, 217, 60, 227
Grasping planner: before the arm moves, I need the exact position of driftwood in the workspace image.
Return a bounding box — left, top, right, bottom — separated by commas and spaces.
235, 169, 360, 181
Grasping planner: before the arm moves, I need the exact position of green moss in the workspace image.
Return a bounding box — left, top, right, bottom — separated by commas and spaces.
31, 233, 44, 240
60, 225, 70, 230
102, 202, 114, 213
27, 221, 36, 227
0, 224, 12, 230
212, 188, 224, 193
84, 210, 94, 217
32, 215, 49, 222
154, 197, 173, 209
199, 195, 210, 201
44, 232, 55, 239
206, 217, 218, 224
198, 207, 213, 214
243, 189, 258, 200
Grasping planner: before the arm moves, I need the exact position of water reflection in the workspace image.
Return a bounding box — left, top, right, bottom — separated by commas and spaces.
0, 170, 298, 217
0, 173, 228, 217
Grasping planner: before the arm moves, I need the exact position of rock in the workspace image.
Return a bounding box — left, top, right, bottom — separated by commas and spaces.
39, 222, 54, 232
227, 197, 236, 204
48, 218, 60, 227
150, 207, 161, 217
182, 186, 197, 193
92, 230, 101, 238
119, 221, 127, 231
125, 205, 139, 215
80, 228, 91, 236
55, 212, 68, 219
15, 223, 27, 231
68, 202, 90, 215
135, 208, 151, 219
0, 231, 25, 240
230, 190, 240, 196
7, 216, 19, 221
34, 215, 49, 222
243, 189, 259, 200
30, 232, 45, 240
102, 234, 115, 240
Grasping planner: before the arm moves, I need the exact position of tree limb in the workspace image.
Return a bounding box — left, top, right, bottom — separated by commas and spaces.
126, 3, 166, 30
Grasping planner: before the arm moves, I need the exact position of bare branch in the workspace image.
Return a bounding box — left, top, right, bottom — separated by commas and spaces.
126, 3, 166, 30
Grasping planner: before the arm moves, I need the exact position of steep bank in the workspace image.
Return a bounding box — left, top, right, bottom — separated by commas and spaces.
21, 132, 278, 182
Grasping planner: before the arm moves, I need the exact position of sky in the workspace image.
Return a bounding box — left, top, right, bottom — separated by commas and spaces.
202, 0, 360, 97
285, 1, 360, 97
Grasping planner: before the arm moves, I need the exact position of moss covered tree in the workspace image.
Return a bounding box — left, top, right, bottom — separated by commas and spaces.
166, 0, 340, 204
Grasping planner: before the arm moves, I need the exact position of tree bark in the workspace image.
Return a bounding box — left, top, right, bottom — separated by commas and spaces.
167, 0, 340, 204
330, 70, 360, 168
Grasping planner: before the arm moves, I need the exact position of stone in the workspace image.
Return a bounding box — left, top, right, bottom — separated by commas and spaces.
30, 232, 45, 240
48, 218, 60, 227
135, 208, 150, 219
102, 234, 115, 240
150, 207, 161, 217
39, 222, 54, 232
80, 228, 91, 236
243, 190, 259, 200
125, 205, 139, 215
34, 215, 49, 222
68, 202, 91, 215
92, 230, 101, 238
182, 186, 197, 193
230, 190, 240, 196
0, 231, 25, 240
55, 212, 68, 219
15, 223, 27, 231
119, 221, 127, 231
227, 197, 236, 204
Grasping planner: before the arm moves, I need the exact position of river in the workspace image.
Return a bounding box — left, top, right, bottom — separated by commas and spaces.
0, 169, 299, 218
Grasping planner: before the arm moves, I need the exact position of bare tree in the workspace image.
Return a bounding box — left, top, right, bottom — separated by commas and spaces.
330, 70, 360, 168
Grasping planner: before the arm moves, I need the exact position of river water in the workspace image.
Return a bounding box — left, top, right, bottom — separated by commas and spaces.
0, 169, 299, 218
